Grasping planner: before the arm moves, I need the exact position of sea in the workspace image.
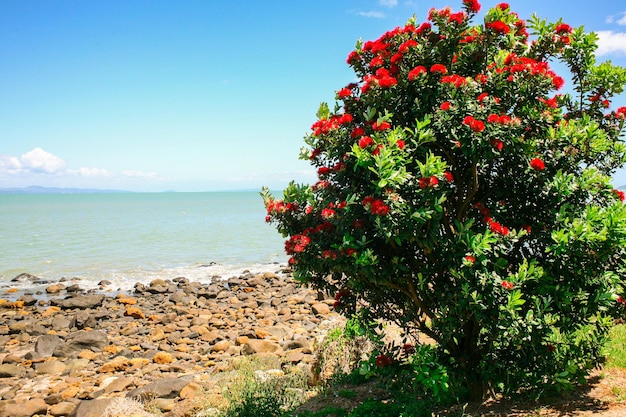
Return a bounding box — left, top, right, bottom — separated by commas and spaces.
0, 191, 288, 295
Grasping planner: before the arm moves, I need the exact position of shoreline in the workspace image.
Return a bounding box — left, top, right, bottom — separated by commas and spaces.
0, 268, 341, 417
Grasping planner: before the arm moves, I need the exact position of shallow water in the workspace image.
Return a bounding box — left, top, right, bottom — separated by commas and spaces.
0, 191, 287, 292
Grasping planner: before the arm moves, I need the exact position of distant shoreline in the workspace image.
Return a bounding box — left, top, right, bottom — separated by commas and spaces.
0, 186, 267, 195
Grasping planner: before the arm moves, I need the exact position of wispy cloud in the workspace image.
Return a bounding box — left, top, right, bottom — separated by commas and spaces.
596, 30, 626, 56
357, 10, 386, 18
379, 0, 398, 7
606, 11, 626, 25
121, 170, 159, 179
73, 167, 111, 177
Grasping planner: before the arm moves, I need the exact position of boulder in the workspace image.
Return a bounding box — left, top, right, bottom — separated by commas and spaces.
35, 334, 65, 357
0, 398, 47, 417
126, 377, 190, 400
52, 294, 105, 309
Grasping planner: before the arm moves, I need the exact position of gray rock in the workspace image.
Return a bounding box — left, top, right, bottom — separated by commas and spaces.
0, 364, 24, 378
52, 294, 105, 309
17, 295, 38, 306
35, 334, 65, 357
126, 377, 190, 400
35, 360, 67, 375
0, 398, 48, 417
54, 330, 108, 357
69, 398, 114, 417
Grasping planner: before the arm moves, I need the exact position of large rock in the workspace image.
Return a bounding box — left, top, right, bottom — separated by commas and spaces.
69, 398, 114, 417
35, 334, 65, 357
0, 364, 24, 378
54, 330, 108, 357
52, 294, 105, 309
126, 377, 190, 400
241, 339, 283, 355
0, 398, 47, 417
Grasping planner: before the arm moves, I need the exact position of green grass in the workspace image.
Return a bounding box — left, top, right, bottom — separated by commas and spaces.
604, 323, 626, 369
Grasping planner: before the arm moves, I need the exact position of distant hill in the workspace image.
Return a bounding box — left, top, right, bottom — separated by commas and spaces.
0, 186, 131, 194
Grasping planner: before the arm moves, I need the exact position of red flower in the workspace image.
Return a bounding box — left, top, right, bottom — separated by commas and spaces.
441, 74, 467, 88
430, 64, 448, 75
322, 250, 337, 260
440, 101, 451, 111
464, 255, 476, 264
555, 23, 572, 34
463, 115, 485, 132
496, 3, 509, 10
396, 140, 405, 149
408, 65, 427, 80
321, 208, 335, 219
444, 171, 454, 182
285, 234, 311, 255
616, 107, 626, 119
337, 87, 352, 98
317, 166, 332, 176
547, 344, 556, 352
530, 158, 545, 171
486, 20, 510, 34
448, 12, 467, 25
370, 199, 390, 216
358, 136, 374, 149
372, 121, 391, 131
490, 139, 504, 151
488, 218, 509, 236
419, 176, 439, 189
613, 189, 625, 202
462, 0, 481, 13
375, 354, 392, 367
501, 280, 515, 290
351, 127, 365, 138
477, 92, 489, 102
552, 76, 565, 90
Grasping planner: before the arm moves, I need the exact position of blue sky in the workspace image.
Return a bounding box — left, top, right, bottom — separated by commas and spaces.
2, 0, 626, 192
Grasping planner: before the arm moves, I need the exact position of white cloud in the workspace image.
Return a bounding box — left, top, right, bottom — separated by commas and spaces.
74, 167, 111, 177
358, 11, 386, 18
20, 147, 66, 174
596, 30, 626, 56
606, 12, 626, 25
0, 155, 22, 174
121, 170, 158, 179
379, 0, 397, 7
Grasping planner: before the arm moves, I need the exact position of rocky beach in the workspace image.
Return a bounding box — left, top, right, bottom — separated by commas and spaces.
0, 269, 344, 417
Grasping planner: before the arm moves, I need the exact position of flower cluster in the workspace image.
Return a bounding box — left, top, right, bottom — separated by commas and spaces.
363, 196, 390, 216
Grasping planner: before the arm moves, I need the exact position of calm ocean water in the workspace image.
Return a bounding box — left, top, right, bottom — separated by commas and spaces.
0, 192, 287, 293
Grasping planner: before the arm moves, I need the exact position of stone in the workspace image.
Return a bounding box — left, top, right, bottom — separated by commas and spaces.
0, 364, 24, 378
0, 398, 48, 417
36, 360, 68, 375
126, 377, 190, 400
100, 376, 135, 394
53, 294, 105, 309
100, 356, 131, 373
54, 330, 108, 357
35, 334, 65, 357
124, 306, 145, 319
241, 339, 283, 355
152, 352, 174, 364
49, 401, 77, 417
311, 303, 331, 315
46, 283, 66, 294
210, 340, 231, 353
69, 398, 114, 417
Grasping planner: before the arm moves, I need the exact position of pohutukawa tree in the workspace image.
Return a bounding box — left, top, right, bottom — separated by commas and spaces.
263, 0, 626, 398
